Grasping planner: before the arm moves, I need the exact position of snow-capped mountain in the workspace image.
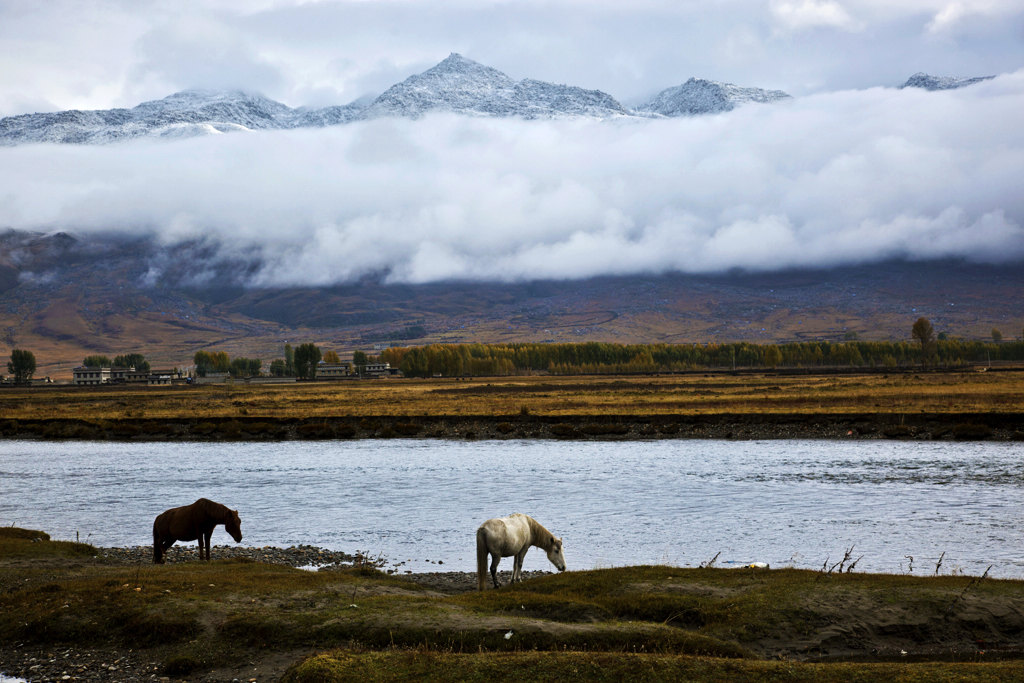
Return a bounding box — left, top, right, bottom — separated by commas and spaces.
635, 78, 791, 117
361, 53, 628, 119
0, 89, 368, 145
14, 53, 963, 145
900, 72, 995, 91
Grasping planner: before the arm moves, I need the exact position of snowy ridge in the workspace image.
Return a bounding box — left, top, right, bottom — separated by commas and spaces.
3, 56, 987, 145
361, 53, 628, 119
635, 78, 791, 117
0, 88, 370, 145
900, 72, 995, 91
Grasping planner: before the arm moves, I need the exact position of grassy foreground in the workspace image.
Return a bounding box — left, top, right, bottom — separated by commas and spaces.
2, 528, 1023, 681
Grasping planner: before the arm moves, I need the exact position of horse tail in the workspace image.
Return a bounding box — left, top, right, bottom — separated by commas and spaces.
476, 526, 489, 591
153, 519, 161, 564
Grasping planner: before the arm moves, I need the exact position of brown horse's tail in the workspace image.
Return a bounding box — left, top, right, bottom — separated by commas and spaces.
476, 527, 489, 591
153, 518, 163, 564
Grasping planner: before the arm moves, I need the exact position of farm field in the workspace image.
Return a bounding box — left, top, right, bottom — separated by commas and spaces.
3, 369, 1024, 420
2, 369, 1022, 441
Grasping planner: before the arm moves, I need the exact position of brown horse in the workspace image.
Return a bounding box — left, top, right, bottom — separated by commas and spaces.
153, 498, 242, 564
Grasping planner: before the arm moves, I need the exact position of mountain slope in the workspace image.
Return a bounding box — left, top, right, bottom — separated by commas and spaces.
635, 78, 791, 116
1, 230, 1021, 376
900, 72, 995, 91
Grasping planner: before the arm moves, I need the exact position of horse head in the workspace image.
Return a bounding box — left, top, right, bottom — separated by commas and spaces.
226, 509, 243, 543
546, 537, 566, 572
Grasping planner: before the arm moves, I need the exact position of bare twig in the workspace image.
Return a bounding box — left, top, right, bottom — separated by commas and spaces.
699, 551, 721, 569
829, 546, 855, 574
935, 552, 945, 575
846, 555, 864, 573
946, 565, 993, 615
904, 555, 914, 574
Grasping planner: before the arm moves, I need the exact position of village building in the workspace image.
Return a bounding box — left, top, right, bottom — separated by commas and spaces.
363, 362, 400, 377
315, 362, 351, 379
73, 366, 112, 385
74, 366, 150, 385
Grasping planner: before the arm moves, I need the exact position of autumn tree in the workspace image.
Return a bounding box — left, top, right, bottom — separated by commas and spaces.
284, 344, 296, 376
229, 357, 261, 378
113, 353, 150, 372
911, 317, 936, 366
194, 350, 230, 377
991, 328, 1003, 343
322, 350, 341, 364
352, 350, 368, 376
763, 345, 783, 368
8, 349, 36, 385
293, 343, 321, 380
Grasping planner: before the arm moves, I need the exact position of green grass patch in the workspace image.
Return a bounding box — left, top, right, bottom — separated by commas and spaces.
0, 526, 96, 559
283, 651, 1024, 683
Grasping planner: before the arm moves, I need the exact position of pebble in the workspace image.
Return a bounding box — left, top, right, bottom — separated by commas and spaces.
98, 544, 362, 568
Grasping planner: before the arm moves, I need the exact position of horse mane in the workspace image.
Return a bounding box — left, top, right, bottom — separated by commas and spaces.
526, 515, 557, 550
196, 498, 232, 520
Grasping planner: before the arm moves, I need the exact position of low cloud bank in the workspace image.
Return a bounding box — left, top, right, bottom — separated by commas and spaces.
1, 72, 1022, 286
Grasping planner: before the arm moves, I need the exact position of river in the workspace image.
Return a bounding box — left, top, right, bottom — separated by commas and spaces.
1, 439, 1020, 577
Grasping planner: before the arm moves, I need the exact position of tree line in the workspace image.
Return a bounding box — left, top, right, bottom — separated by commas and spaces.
378, 336, 1024, 378
194, 343, 346, 379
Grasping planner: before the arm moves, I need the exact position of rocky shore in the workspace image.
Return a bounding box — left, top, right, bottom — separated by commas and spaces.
94, 544, 542, 594
94, 544, 544, 593
98, 544, 362, 569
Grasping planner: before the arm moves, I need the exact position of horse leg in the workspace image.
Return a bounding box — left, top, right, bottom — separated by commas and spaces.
157, 538, 175, 563
202, 532, 211, 560
513, 548, 528, 583
490, 554, 502, 588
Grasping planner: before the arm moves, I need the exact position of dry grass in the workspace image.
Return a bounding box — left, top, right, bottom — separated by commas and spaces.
1, 370, 1023, 420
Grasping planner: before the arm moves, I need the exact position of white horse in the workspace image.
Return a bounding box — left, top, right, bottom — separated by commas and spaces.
476, 513, 566, 590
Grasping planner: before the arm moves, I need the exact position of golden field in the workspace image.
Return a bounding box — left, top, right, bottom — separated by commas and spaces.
2, 369, 1024, 421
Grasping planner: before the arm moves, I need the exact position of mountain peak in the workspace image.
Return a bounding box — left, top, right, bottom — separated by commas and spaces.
900, 72, 995, 91
361, 54, 627, 120
635, 78, 791, 117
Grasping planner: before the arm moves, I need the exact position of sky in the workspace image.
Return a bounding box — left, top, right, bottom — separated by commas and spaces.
1, 0, 1023, 285
2, 0, 1023, 113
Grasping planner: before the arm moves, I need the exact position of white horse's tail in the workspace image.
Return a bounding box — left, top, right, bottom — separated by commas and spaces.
476, 526, 489, 591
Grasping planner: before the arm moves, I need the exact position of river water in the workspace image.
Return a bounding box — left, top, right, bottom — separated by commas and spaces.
1, 439, 1020, 577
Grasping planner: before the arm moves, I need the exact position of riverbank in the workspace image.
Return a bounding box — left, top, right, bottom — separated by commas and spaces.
2, 411, 1023, 441
3, 529, 1024, 682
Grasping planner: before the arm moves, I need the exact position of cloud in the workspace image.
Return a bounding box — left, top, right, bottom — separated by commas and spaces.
0, 71, 1022, 286
770, 0, 861, 32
